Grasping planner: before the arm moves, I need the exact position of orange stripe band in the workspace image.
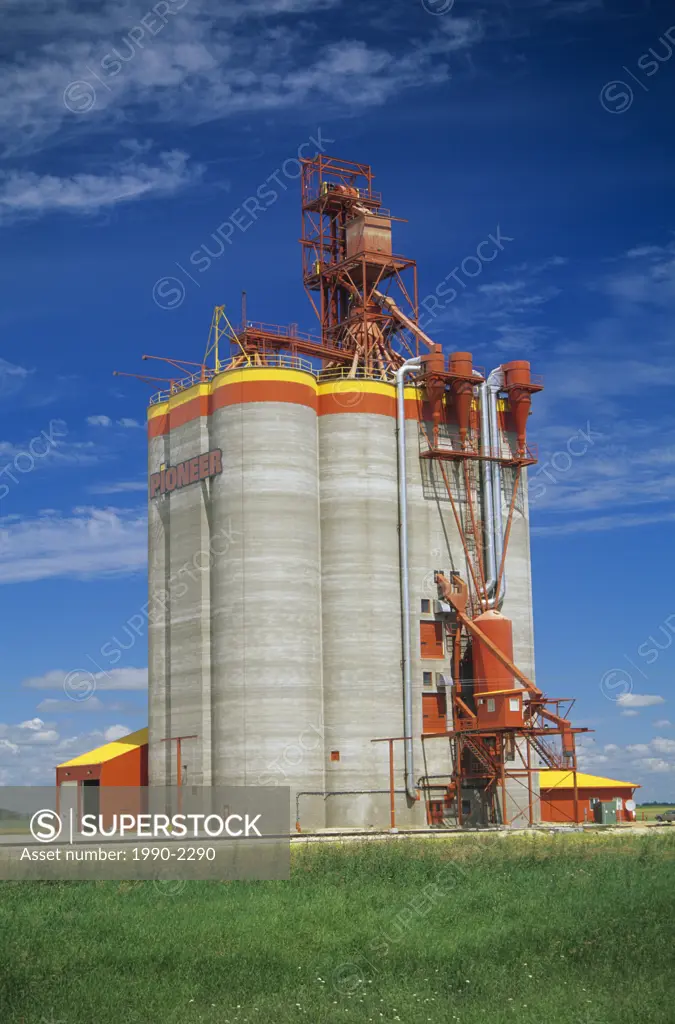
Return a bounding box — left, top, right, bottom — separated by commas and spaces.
145, 369, 513, 438
148, 369, 421, 437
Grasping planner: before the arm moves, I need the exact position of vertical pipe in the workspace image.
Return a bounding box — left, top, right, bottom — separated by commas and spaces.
396, 356, 422, 800
487, 367, 507, 607
495, 465, 521, 610
389, 739, 396, 830
176, 737, 182, 816
500, 737, 508, 825
478, 379, 497, 601
457, 737, 463, 827
527, 737, 533, 827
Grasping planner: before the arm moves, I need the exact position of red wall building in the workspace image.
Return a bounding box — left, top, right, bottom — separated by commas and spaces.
539, 770, 639, 824
56, 728, 148, 826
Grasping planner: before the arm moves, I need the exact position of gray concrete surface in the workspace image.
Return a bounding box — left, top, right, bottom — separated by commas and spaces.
148, 371, 540, 831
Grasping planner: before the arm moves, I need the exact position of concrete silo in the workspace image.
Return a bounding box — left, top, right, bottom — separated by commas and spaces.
136, 155, 587, 833
147, 366, 326, 828
318, 379, 413, 828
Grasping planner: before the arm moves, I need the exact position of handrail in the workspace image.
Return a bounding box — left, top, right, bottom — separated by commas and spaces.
317, 366, 396, 383
240, 321, 323, 345
148, 352, 419, 404
149, 353, 318, 405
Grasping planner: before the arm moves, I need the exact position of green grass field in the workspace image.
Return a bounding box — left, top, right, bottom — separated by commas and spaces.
636, 804, 675, 821
0, 821, 29, 836
1, 833, 674, 1024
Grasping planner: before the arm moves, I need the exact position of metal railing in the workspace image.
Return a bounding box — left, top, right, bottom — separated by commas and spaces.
305, 183, 384, 205
151, 360, 546, 407
149, 353, 319, 405
317, 366, 395, 383
227, 352, 317, 375
149, 368, 218, 405
240, 321, 323, 345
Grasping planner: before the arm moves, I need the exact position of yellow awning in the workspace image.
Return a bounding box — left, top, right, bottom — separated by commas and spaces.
57, 728, 148, 768
539, 769, 639, 790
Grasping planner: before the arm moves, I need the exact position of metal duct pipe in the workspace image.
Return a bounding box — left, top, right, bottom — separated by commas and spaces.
487, 366, 506, 607
477, 373, 497, 603
396, 355, 423, 800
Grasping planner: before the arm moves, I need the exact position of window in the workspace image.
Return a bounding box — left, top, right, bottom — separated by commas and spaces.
422, 671, 433, 688
487, 698, 496, 713
509, 697, 520, 712
421, 598, 431, 613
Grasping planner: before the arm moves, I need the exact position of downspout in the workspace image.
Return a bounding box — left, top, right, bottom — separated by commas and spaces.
396, 356, 422, 800
487, 366, 506, 607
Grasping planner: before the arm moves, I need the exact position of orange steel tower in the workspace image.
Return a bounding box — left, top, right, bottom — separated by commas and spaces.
128, 155, 438, 383
218, 154, 437, 374
410, 346, 589, 826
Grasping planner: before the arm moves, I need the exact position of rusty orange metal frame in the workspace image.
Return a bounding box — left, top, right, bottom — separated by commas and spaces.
160, 734, 197, 814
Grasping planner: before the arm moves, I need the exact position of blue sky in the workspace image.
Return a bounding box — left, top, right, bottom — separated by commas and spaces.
1, 0, 674, 798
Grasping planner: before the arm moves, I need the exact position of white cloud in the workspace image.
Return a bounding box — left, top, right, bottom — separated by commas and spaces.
620, 710, 639, 717
653, 719, 672, 728
87, 415, 112, 427
0, 0, 488, 163
652, 737, 675, 755
23, 666, 148, 692
0, 423, 100, 472
18, 718, 47, 731
89, 481, 147, 494
632, 758, 675, 774
424, 263, 560, 352
0, 506, 147, 583
529, 411, 675, 532
0, 150, 201, 224
618, 693, 666, 708
104, 724, 131, 742
532, 509, 675, 538
600, 240, 675, 310
577, 752, 608, 767
0, 719, 59, 745
0, 358, 31, 399
521, 237, 675, 537
0, 715, 138, 784
593, 736, 675, 785
626, 744, 651, 756
35, 696, 140, 713
117, 418, 141, 428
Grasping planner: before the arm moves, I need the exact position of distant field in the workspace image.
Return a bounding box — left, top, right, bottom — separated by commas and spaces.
0, 821, 29, 836
636, 804, 675, 821
1, 833, 674, 1024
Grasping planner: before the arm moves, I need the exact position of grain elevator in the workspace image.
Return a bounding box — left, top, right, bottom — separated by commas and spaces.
143, 156, 586, 831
